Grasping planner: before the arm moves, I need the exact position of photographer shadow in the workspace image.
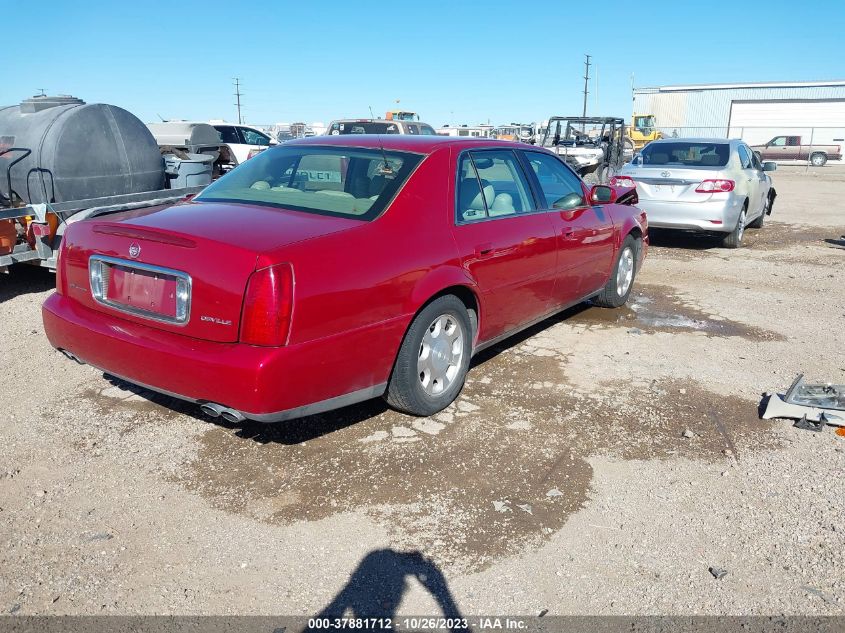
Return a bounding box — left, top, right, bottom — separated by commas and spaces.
306, 549, 463, 629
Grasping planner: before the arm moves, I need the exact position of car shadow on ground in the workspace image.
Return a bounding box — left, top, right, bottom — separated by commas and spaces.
0, 265, 55, 301
647, 228, 725, 250
190, 303, 594, 445
120, 300, 594, 445
306, 548, 464, 626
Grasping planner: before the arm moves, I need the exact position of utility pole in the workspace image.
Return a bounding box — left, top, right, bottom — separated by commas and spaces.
233, 78, 243, 125
582, 54, 591, 118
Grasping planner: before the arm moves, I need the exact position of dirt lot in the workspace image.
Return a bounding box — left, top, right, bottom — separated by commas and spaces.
1, 166, 843, 617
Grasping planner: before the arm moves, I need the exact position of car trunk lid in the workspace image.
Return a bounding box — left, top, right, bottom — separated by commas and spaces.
626, 166, 724, 202
61, 200, 362, 342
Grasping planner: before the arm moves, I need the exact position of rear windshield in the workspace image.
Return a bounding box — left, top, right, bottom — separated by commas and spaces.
196, 146, 422, 220
330, 121, 401, 135
640, 142, 730, 167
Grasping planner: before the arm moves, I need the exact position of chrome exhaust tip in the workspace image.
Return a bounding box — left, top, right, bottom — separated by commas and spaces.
200, 403, 246, 423
59, 349, 84, 364
219, 408, 246, 424
199, 403, 223, 418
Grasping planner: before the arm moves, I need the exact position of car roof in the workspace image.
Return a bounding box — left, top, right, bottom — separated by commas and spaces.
649, 137, 737, 145
285, 134, 537, 154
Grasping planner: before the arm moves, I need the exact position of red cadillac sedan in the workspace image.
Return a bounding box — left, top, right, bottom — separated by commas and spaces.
43, 136, 647, 423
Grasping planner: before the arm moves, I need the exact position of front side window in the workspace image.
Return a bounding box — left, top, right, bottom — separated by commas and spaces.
197, 146, 422, 220
456, 150, 534, 221
523, 152, 584, 209
640, 142, 730, 167
420, 124, 437, 135
769, 137, 786, 147
241, 128, 270, 146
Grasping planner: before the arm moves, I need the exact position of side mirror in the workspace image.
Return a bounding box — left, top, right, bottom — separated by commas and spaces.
762, 161, 777, 172
590, 185, 617, 204
552, 192, 585, 210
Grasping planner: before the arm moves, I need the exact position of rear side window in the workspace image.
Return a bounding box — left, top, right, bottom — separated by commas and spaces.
197, 146, 422, 220
457, 150, 534, 222
737, 145, 752, 169
641, 142, 729, 167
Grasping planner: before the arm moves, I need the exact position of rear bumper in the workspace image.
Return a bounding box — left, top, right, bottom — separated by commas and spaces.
42, 293, 406, 422
636, 195, 743, 233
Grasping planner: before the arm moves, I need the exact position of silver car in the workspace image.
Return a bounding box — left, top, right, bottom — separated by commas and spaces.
614, 138, 777, 248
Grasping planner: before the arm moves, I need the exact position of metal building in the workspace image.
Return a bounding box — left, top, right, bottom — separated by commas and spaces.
633, 80, 845, 146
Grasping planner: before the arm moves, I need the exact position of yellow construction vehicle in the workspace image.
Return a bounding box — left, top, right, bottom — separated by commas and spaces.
627, 114, 663, 151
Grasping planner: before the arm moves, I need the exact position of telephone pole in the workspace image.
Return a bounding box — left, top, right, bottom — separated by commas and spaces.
233, 78, 243, 124
582, 54, 591, 118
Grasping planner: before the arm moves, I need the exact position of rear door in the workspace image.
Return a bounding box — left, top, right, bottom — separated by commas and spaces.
737, 144, 763, 218
451, 149, 557, 339
520, 150, 616, 301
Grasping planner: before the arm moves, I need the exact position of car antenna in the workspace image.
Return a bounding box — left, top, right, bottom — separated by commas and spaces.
369, 105, 393, 174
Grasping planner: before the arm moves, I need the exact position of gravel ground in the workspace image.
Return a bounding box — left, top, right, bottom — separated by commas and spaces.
0, 166, 843, 616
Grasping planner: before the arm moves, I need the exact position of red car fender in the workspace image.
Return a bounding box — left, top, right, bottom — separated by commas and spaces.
404, 265, 482, 336
607, 203, 648, 256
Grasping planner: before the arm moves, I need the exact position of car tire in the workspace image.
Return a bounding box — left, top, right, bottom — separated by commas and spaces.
810, 152, 827, 167
722, 204, 747, 249
593, 235, 638, 308
385, 295, 472, 417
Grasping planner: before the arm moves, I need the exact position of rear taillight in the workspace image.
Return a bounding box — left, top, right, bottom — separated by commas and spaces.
239, 263, 294, 347
610, 176, 635, 188
55, 241, 67, 296
695, 179, 735, 193
246, 149, 262, 160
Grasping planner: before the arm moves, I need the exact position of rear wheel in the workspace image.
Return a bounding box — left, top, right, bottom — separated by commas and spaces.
593, 235, 638, 308
810, 152, 827, 167
748, 196, 769, 229
722, 205, 747, 248
385, 295, 472, 417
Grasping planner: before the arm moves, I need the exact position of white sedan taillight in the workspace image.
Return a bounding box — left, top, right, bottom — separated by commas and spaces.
610, 176, 636, 188
695, 179, 735, 193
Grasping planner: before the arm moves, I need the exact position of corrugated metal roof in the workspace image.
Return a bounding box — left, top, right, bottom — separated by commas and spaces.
636, 80, 845, 93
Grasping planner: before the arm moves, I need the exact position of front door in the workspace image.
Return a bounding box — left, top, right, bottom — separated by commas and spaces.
521, 150, 616, 300
451, 149, 558, 340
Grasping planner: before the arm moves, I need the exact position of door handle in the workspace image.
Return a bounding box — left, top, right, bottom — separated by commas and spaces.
562, 228, 575, 240
475, 243, 493, 256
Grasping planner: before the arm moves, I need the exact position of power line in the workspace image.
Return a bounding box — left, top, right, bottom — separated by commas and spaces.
233, 78, 243, 125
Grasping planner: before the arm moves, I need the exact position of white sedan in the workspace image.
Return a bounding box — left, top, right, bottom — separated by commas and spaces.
613, 138, 777, 248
